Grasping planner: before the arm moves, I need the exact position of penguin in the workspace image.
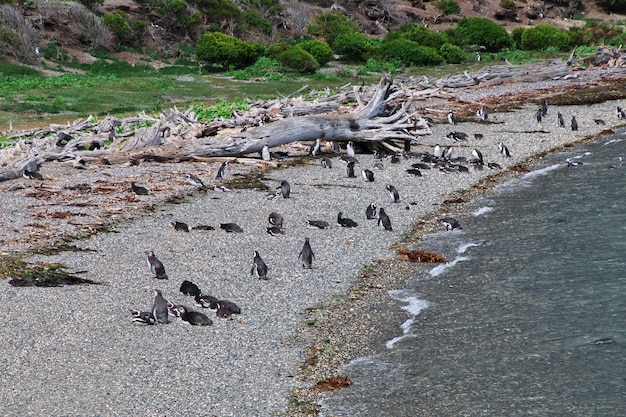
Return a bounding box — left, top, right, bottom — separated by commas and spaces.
594, 119, 606, 125
220, 223, 243, 233
617, 106, 625, 119
309, 138, 321, 156
474, 133, 484, 140
262, 144, 271, 161
195, 294, 219, 309
180, 280, 202, 297
378, 207, 392, 231
152, 289, 169, 324
23, 169, 43, 180
131, 182, 149, 195
215, 161, 229, 180
440, 217, 462, 231
340, 155, 359, 165
557, 112, 565, 127
476, 52, 481, 62
447, 110, 456, 125
476, 105, 488, 121
373, 162, 384, 170
406, 168, 422, 177
216, 300, 241, 318
146, 251, 168, 280
536, 107, 543, 123
178, 307, 213, 326
362, 169, 375, 182
321, 157, 333, 168
306, 220, 330, 229
541, 100, 548, 116
299, 238, 315, 269
442, 146, 453, 160
171, 221, 189, 232
251, 250, 268, 280
278, 180, 291, 198
487, 162, 502, 169
346, 161, 356, 178
498, 142, 511, 158
411, 162, 431, 170
266, 226, 285, 236
184, 173, 206, 190
471, 148, 484, 165
571, 116, 578, 131
365, 201, 378, 220
565, 158, 583, 168
386, 184, 400, 203
130, 309, 156, 325
265, 191, 282, 200
433, 144, 442, 158
268, 212, 283, 228
337, 212, 358, 227
346, 141, 355, 158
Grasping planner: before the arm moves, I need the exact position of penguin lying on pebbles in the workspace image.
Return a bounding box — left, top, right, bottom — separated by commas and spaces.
337, 212, 358, 228
180, 280, 202, 297
195, 294, 219, 309
440, 217, 462, 231
306, 220, 330, 229
171, 221, 189, 232
130, 309, 156, 325
131, 183, 149, 195
220, 223, 243, 233
268, 212, 283, 228
216, 300, 241, 319
177, 306, 213, 326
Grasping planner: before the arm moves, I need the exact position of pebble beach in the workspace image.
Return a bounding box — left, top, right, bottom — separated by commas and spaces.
0, 72, 625, 416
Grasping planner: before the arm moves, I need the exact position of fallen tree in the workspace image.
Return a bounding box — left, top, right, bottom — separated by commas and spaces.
0, 74, 431, 182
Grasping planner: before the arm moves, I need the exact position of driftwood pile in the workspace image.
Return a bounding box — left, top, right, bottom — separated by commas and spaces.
584, 45, 625, 68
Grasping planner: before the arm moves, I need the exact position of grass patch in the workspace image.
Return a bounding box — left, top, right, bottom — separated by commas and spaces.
0, 255, 99, 287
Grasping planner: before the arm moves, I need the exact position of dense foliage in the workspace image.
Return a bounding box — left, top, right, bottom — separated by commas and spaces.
520, 24, 570, 51
297, 39, 334, 66
439, 42, 466, 64
384, 24, 448, 49
275, 45, 319, 73
306, 12, 360, 46
332, 32, 376, 61
378, 38, 444, 66
196, 32, 264, 69
447, 17, 512, 52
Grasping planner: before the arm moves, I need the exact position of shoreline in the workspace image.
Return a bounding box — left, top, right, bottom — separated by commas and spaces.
0, 75, 625, 415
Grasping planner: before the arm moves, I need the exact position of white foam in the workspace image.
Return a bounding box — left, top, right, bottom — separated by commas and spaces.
386, 290, 429, 349
457, 242, 481, 254
472, 206, 494, 216
429, 255, 470, 277
604, 138, 623, 145
495, 163, 561, 192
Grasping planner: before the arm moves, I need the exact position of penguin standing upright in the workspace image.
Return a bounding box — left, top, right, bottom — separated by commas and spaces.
262, 144, 271, 161
146, 251, 168, 280
251, 250, 269, 280
557, 112, 565, 127
215, 161, 229, 180
378, 207, 393, 231
279, 180, 291, 198
386, 184, 400, 203
365, 201, 378, 220
362, 169, 375, 182
309, 138, 321, 156
571, 116, 578, 131
299, 238, 315, 269
152, 289, 169, 324
498, 142, 511, 158
536, 107, 543, 123
346, 141, 355, 158
447, 110, 456, 125
346, 161, 356, 178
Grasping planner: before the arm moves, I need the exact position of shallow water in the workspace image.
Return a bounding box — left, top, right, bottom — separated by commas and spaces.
320, 130, 626, 416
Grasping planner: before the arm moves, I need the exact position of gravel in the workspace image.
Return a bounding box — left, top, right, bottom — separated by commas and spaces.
0, 94, 624, 416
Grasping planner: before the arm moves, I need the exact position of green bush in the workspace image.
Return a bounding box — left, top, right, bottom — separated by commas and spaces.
384, 23, 448, 49
439, 42, 465, 64
306, 12, 360, 46
101, 11, 134, 43
521, 24, 569, 51
435, 0, 460, 15
195, 32, 264, 69
332, 31, 375, 61
243, 9, 272, 36
298, 39, 334, 66
378, 38, 444, 66
276, 45, 319, 73
358, 57, 402, 74
448, 17, 512, 52
510, 27, 525, 49
187, 0, 240, 23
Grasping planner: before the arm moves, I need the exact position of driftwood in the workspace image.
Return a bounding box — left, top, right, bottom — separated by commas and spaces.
0, 74, 431, 181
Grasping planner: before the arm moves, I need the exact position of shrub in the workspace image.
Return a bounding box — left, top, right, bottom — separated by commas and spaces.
195, 32, 263, 69
500, 0, 515, 10
332, 31, 375, 61
187, 0, 241, 25
243, 9, 272, 36
521, 24, 569, 51
358, 57, 402, 74
384, 23, 448, 49
101, 11, 134, 44
510, 27, 525, 49
306, 12, 359, 46
439, 42, 465, 64
298, 39, 334, 65
378, 38, 444, 66
67, 2, 113, 50
435, 0, 460, 15
449, 17, 512, 52
0, 4, 41, 62
276, 45, 319, 73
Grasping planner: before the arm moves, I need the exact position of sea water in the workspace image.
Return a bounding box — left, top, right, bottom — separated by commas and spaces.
319, 129, 626, 416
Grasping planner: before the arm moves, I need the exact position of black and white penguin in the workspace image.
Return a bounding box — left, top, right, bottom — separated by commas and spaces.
442, 146, 453, 160
447, 110, 456, 125
195, 294, 219, 309
566, 158, 583, 168
378, 207, 392, 231
488, 162, 502, 169
476, 105, 488, 121
346, 141, 355, 158
251, 250, 269, 280
216, 300, 241, 319
266, 226, 285, 236
471, 148, 484, 165
541, 100, 548, 117
171, 221, 190, 232
557, 112, 565, 127
346, 161, 357, 178
146, 251, 168, 280
265, 191, 282, 200
299, 238, 315, 269
386, 184, 400, 203
220, 223, 243, 233
406, 168, 422, 177
440, 217, 462, 231
130, 309, 156, 325
536, 107, 543, 123
131, 182, 149, 195
309, 138, 321, 156
337, 212, 358, 227
365, 201, 378, 220
433, 144, 442, 158
571, 116, 578, 131
152, 289, 169, 324
617, 106, 625, 119
268, 212, 283, 228
362, 169, 375, 182
262, 144, 271, 161
321, 157, 333, 168
215, 161, 229, 180
594, 119, 606, 125
411, 162, 431, 170
306, 220, 330, 229
498, 142, 511, 158
474, 133, 484, 140
180, 280, 202, 297
184, 173, 206, 190
279, 180, 291, 198
178, 307, 213, 326
23, 169, 43, 180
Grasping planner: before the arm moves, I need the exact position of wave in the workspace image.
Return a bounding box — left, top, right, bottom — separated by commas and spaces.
429, 255, 470, 277
386, 289, 429, 349
472, 206, 494, 216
